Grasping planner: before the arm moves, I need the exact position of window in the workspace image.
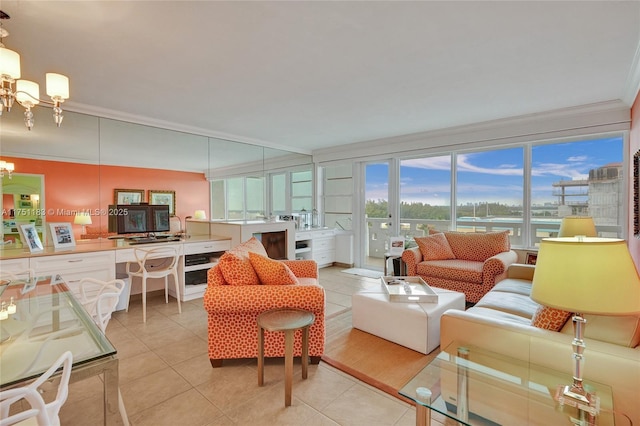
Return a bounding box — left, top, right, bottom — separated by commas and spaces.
226, 177, 244, 220
211, 176, 265, 220
291, 170, 313, 212
212, 166, 313, 220
270, 173, 287, 215
246, 176, 265, 219
530, 136, 623, 244
400, 155, 452, 236
455, 147, 524, 238
210, 180, 225, 220
358, 133, 624, 251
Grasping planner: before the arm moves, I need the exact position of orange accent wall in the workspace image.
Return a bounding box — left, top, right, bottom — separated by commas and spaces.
4, 157, 209, 239
629, 92, 640, 270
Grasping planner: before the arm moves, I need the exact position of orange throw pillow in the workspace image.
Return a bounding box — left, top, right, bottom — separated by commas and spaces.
218, 252, 260, 286
249, 252, 299, 286
531, 306, 572, 331
217, 237, 268, 286
414, 233, 456, 261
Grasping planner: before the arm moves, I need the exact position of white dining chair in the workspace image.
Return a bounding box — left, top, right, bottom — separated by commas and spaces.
77, 278, 125, 333
0, 350, 72, 426
76, 278, 130, 426
125, 246, 181, 323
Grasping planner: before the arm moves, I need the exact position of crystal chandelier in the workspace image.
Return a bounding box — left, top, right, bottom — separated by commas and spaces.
0, 160, 14, 179
0, 10, 70, 130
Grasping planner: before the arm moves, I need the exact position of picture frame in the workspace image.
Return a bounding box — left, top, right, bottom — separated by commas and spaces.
634, 149, 640, 238
114, 189, 144, 205
49, 222, 76, 249
525, 252, 538, 265
19, 223, 43, 252
388, 237, 405, 255
148, 190, 176, 216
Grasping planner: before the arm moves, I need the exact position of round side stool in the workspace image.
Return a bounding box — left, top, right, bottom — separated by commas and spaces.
257, 308, 315, 406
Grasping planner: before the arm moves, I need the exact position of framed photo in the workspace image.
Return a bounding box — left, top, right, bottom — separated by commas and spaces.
525, 252, 538, 265
388, 237, 405, 255
148, 190, 176, 216
634, 149, 640, 238
49, 222, 76, 249
114, 189, 144, 205
19, 223, 43, 252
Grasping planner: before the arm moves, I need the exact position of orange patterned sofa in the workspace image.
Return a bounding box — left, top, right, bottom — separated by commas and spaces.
203, 238, 325, 367
402, 230, 517, 303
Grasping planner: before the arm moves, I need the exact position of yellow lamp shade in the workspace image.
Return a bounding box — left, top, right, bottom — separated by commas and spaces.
0, 46, 21, 79
194, 210, 207, 220
74, 212, 93, 226
558, 216, 597, 237
531, 237, 640, 315
46, 73, 69, 99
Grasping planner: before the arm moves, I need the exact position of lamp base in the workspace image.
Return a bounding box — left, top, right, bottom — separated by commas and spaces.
555, 384, 600, 417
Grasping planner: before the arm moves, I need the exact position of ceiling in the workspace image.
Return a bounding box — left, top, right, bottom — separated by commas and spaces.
1, 1, 639, 155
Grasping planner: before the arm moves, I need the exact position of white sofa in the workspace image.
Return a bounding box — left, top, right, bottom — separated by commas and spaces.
440, 264, 640, 425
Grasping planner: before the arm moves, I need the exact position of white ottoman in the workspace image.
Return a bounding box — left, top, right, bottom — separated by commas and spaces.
351, 288, 465, 354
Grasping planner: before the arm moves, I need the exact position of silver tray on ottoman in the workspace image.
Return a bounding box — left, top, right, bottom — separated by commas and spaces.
381, 276, 439, 303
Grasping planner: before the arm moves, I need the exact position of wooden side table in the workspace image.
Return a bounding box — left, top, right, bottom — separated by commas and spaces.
257, 308, 315, 406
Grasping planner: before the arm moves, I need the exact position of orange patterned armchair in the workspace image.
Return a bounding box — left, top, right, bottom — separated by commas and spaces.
203, 238, 325, 367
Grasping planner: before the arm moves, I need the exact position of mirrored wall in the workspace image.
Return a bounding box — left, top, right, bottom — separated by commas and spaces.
0, 106, 311, 248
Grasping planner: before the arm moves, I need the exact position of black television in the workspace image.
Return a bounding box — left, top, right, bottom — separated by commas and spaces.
149, 205, 170, 233
108, 204, 170, 235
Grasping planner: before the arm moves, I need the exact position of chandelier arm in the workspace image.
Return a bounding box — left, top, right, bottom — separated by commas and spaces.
14, 90, 57, 106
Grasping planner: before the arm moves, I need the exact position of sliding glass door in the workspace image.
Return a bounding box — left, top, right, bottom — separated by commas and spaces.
362, 161, 392, 271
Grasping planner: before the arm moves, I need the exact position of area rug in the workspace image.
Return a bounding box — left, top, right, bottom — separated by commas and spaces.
321, 309, 440, 404
341, 268, 383, 279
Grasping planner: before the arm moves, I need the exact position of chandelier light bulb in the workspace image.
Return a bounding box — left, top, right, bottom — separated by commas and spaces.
46, 73, 69, 99
0, 46, 20, 79
16, 79, 39, 107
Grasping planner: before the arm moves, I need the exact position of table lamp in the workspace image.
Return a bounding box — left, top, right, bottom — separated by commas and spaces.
73, 212, 92, 234
558, 216, 597, 237
194, 210, 207, 220
531, 237, 640, 412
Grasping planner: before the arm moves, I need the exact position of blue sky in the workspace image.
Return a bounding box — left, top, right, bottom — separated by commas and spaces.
366, 136, 623, 206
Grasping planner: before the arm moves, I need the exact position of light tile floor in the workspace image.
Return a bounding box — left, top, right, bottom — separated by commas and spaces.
59, 266, 434, 426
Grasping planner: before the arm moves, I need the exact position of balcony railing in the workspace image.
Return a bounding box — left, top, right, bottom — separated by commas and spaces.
364, 217, 621, 259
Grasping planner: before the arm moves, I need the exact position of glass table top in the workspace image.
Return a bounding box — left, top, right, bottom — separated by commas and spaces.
0, 274, 116, 387
400, 343, 618, 426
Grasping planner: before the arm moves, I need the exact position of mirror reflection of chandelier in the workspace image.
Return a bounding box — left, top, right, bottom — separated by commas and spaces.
0, 160, 14, 179
0, 10, 70, 130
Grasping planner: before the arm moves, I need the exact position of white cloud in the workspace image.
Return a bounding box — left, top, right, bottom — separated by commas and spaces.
532, 162, 588, 180
402, 154, 523, 176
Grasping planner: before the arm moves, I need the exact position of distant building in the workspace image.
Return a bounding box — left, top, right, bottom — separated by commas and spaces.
588, 162, 623, 229
552, 162, 622, 236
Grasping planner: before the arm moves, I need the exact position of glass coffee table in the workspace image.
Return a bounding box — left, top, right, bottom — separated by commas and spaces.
400, 343, 621, 426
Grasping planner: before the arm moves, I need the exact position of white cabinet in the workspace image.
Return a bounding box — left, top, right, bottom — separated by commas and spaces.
180, 239, 230, 301
0, 257, 30, 275
295, 229, 336, 268
1, 237, 232, 304
30, 251, 116, 295
295, 231, 313, 261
